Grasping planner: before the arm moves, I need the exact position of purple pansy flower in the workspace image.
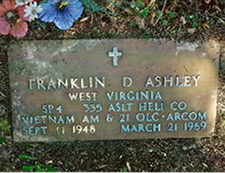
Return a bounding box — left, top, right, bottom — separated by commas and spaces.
38, 0, 83, 30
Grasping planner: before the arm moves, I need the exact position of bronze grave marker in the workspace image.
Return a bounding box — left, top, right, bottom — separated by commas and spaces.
8, 39, 219, 142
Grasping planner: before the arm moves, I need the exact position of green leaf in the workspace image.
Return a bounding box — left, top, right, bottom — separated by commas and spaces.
192, 13, 199, 21
0, 119, 10, 132
39, 0, 48, 3
142, 33, 150, 40
171, 29, 179, 35
129, 22, 136, 26
0, 137, 6, 144
18, 154, 37, 160
139, 8, 148, 18
120, 167, 128, 172
191, 22, 198, 28
37, 20, 47, 29
156, 12, 163, 20
36, 164, 45, 172
93, 27, 99, 31
136, 0, 145, 8
36, 168, 45, 172
186, 13, 199, 21
46, 166, 56, 172
22, 165, 36, 171
162, 20, 168, 26
81, 0, 106, 13
35, 164, 56, 172
168, 11, 176, 18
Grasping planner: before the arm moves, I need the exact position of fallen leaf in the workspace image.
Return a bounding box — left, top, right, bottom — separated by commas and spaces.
182, 146, 188, 150
80, 17, 89, 22
214, 5, 222, 12
218, 18, 225, 24
187, 28, 196, 34
180, 16, 187, 25
202, 163, 208, 168
126, 162, 131, 172
136, 18, 146, 29
202, 23, 210, 30
150, 12, 156, 24
46, 160, 53, 164
0, 92, 6, 98
99, 165, 107, 169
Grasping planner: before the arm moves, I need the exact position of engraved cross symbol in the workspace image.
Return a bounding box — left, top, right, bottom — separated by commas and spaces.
108, 47, 122, 67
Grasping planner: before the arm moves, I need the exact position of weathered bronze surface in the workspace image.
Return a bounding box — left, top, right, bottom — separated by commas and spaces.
8, 39, 219, 142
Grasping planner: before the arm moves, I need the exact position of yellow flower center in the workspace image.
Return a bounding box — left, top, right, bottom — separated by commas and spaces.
57, 1, 69, 10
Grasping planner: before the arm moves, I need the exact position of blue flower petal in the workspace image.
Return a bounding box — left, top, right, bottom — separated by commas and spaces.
38, 2, 58, 22
54, 10, 74, 30
49, 0, 59, 4
65, 0, 84, 19
39, 0, 83, 30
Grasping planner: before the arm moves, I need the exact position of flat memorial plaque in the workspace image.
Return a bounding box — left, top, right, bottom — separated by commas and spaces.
8, 39, 219, 142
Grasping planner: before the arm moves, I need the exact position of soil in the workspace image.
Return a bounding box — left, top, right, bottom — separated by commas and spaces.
0, 0, 225, 172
